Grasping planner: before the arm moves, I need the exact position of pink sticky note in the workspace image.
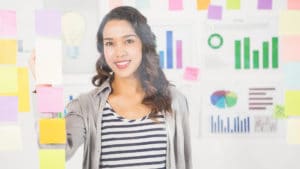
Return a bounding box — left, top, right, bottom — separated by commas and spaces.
281, 36, 300, 62
35, 10, 61, 37
258, 0, 272, 9
0, 10, 17, 37
208, 5, 223, 20
109, 0, 123, 10
183, 67, 199, 81
0, 96, 18, 122
37, 87, 64, 113
169, 0, 183, 11
288, 0, 300, 10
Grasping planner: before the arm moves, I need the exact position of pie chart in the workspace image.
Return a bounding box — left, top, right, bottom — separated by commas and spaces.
210, 90, 237, 108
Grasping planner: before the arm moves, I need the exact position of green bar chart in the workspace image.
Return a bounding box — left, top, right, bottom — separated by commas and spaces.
234, 37, 278, 70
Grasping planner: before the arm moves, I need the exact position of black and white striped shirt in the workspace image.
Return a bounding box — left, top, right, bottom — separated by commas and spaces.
99, 102, 167, 169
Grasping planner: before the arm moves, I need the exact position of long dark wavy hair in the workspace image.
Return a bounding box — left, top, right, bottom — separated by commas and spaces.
92, 6, 172, 114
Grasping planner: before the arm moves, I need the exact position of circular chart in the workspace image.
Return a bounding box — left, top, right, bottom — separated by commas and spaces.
210, 90, 237, 108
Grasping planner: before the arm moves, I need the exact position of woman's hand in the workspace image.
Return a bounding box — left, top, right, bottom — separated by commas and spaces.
28, 49, 36, 80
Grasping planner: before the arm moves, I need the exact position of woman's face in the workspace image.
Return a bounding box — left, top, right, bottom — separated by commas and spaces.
102, 19, 143, 79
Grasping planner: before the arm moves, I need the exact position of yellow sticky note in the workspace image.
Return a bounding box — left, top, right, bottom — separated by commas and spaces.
197, 0, 210, 10
279, 11, 300, 35
287, 119, 300, 144
39, 118, 66, 144
226, 0, 240, 9
285, 91, 300, 116
0, 67, 18, 94
18, 67, 30, 112
39, 149, 65, 169
0, 39, 17, 64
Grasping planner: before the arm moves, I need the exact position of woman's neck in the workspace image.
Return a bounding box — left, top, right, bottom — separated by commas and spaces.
111, 75, 144, 96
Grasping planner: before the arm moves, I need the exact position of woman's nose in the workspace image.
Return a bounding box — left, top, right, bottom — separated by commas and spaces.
115, 43, 126, 58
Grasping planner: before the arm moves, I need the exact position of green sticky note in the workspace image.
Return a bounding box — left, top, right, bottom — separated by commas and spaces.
39, 149, 65, 169
285, 91, 300, 116
226, 0, 240, 9
273, 104, 287, 119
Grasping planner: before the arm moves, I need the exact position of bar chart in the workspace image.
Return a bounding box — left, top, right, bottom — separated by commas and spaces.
210, 115, 251, 134
234, 37, 278, 69
159, 30, 183, 69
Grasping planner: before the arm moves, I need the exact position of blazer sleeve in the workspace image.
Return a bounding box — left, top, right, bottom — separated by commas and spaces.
181, 96, 192, 169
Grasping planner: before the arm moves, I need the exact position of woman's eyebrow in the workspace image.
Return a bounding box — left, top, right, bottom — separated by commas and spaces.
103, 34, 137, 41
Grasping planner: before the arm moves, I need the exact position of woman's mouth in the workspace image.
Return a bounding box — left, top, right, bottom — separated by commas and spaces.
115, 60, 131, 69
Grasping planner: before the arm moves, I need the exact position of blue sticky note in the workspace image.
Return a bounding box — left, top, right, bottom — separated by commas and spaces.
284, 62, 300, 89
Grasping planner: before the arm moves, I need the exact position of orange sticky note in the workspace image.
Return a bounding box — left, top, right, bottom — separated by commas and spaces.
281, 36, 300, 62
0, 39, 17, 64
197, 0, 210, 10
39, 118, 66, 144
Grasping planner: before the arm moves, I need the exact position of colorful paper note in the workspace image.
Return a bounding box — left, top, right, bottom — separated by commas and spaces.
0, 96, 18, 122
273, 104, 287, 119
183, 67, 200, 81
0, 39, 17, 64
285, 90, 300, 116
35, 10, 61, 37
0, 126, 22, 151
135, 0, 150, 9
287, 119, 300, 144
208, 5, 223, 20
226, 0, 240, 9
109, 0, 123, 9
288, 0, 300, 10
39, 149, 65, 169
279, 11, 300, 35
257, 0, 272, 9
35, 37, 62, 85
0, 67, 18, 94
281, 36, 300, 62
0, 10, 17, 37
197, 0, 210, 10
18, 68, 30, 112
284, 63, 300, 89
169, 0, 183, 11
36, 86, 64, 113
39, 118, 66, 144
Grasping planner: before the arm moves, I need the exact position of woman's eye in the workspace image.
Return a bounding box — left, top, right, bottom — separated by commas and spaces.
104, 42, 113, 46
126, 39, 134, 44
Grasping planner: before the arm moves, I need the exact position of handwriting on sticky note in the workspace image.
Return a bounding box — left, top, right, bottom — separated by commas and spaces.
39, 118, 66, 144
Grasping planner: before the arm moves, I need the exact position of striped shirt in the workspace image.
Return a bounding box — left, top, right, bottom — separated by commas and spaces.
99, 102, 167, 169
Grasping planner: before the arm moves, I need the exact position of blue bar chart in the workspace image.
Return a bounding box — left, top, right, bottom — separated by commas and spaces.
159, 30, 183, 69
210, 115, 250, 133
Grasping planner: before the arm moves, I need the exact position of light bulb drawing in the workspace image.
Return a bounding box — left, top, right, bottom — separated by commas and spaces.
61, 12, 86, 58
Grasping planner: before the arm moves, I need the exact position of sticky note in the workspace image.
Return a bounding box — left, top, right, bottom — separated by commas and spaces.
18, 68, 30, 112
183, 67, 199, 81
197, 0, 210, 10
39, 118, 66, 144
281, 36, 300, 62
288, 0, 300, 10
36, 86, 64, 113
0, 10, 17, 37
273, 104, 287, 119
226, 0, 240, 9
0, 96, 18, 122
208, 5, 222, 20
285, 90, 300, 116
169, 0, 183, 11
287, 119, 300, 144
257, 0, 272, 9
0, 39, 17, 64
35, 10, 61, 37
109, 0, 123, 9
0, 126, 22, 151
135, 0, 150, 9
279, 11, 300, 35
35, 37, 62, 85
39, 149, 65, 169
0, 67, 18, 94
283, 63, 300, 89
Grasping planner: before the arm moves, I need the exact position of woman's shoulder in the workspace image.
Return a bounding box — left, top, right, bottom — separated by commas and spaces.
168, 85, 187, 102
168, 85, 189, 113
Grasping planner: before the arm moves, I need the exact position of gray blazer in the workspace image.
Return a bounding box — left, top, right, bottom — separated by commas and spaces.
65, 79, 192, 169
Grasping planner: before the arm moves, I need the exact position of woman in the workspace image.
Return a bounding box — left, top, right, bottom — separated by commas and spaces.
31, 6, 192, 169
